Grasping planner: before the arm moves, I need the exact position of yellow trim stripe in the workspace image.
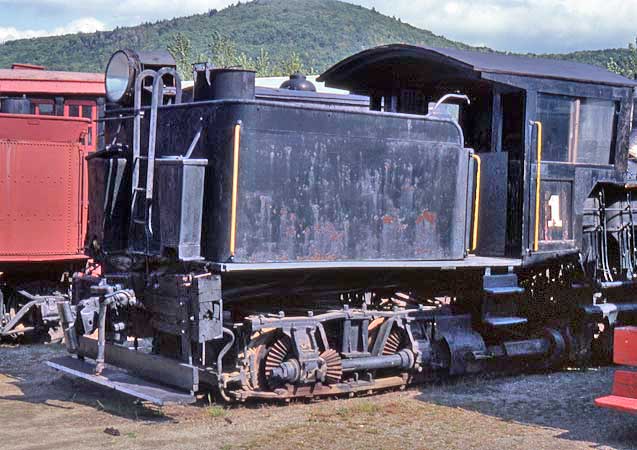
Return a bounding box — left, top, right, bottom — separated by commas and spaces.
230, 122, 242, 257
470, 153, 481, 252
532, 121, 543, 252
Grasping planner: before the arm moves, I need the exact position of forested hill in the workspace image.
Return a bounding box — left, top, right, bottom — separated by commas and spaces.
0, 0, 472, 74
0, 0, 634, 78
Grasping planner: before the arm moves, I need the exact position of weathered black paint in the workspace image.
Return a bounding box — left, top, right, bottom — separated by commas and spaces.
110, 100, 471, 263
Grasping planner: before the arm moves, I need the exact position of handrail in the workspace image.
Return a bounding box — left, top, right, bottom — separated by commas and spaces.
470, 153, 481, 252
229, 121, 242, 258
131, 69, 156, 219
429, 93, 470, 114
147, 67, 182, 204
530, 121, 543, 252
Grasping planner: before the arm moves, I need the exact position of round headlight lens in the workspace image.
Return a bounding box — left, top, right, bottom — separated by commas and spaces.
105, 51, 132, 103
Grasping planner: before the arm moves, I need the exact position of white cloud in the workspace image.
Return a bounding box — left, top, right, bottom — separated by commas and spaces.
0, 0, 635, 53
0, 17, 106, 43
0, 0, 231, 28
352, 0, 637, 53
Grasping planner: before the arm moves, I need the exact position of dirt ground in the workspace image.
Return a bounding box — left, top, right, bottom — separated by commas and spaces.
0, 344, 636, 450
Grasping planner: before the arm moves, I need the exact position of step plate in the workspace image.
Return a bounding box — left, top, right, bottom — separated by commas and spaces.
595, 395, 637, 414
484, 287, 525, 295
46, 356, 196, 406
483, 316, 528, 327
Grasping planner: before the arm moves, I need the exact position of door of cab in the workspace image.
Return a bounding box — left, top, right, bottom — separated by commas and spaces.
528, 93, 620, 256
529, 120, 576, 253
528, 94, 580, 255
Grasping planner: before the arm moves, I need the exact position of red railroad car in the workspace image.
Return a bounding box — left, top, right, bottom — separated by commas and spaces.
0, 65, 104, 339
0, 64, 104, 150
595, 327, 637, 414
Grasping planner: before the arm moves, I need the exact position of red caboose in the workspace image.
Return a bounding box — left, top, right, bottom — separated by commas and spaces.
0, 65, 104, 339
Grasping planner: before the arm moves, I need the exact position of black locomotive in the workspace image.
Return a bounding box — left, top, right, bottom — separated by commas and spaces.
49, 45, 637, 404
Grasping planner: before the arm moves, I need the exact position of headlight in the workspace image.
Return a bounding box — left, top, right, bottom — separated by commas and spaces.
104, 49, 177, 105
105, 50, 135, 104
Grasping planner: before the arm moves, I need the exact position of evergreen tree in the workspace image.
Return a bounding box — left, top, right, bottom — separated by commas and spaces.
167, 32, 193, 80
208, 31, 239, 68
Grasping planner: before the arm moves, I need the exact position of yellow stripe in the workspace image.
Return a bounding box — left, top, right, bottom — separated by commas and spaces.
470, 153, 481, 252
230, 122, 241, 257
532, 121, 543, 252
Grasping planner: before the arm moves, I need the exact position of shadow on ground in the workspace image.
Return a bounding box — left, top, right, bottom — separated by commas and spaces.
416, 366, 637, 450
0, 343, 177, 422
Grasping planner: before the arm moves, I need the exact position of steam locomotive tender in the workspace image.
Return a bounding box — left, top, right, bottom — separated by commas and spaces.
49, 45, 637, 404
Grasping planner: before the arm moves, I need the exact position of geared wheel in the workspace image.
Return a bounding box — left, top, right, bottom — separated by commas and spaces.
264, 336, 292, 386
382, 328, 404, 355
242, 344, 267, 391
319, 349, 342, 384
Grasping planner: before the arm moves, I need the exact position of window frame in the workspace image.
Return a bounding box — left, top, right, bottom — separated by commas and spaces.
64, 99, 97, 150
535, 92, 619, 167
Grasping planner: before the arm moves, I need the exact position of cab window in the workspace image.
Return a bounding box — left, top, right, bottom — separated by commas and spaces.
537, 93, 618, 165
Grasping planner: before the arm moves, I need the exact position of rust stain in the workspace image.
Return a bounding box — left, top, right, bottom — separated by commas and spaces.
415, 210, 436, 225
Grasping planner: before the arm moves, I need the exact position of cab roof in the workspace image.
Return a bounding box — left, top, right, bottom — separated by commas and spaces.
319, 44, 637, 89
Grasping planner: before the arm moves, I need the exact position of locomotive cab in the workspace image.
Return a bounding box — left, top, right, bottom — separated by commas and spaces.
320, 44, 636, 268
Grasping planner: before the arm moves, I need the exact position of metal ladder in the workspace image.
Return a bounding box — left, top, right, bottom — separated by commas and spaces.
129, 68, 182, 253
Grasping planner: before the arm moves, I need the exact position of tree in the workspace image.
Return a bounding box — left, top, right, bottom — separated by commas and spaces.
278, 51, 305, 76
607, 36, 637, 79
235, 52, 254, 71
167, 32, 193, 80
208, 31, 239, 68
253, 48, 272, 76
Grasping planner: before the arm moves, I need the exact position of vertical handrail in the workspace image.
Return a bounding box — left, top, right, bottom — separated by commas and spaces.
130, 70, 156, 234
531, 121, 543, 252
470, 153, 481, 252
229, 121, 242, 259
147, 67, 182, 205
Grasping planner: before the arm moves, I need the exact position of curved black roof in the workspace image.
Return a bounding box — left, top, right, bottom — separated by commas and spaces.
319, 44, 637, 88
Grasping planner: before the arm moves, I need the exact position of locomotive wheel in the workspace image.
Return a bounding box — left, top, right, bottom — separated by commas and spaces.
242, 344, 267, 391
264, 336, 292, 388
368, 320, 406, 356
241, 331, 279, 391
543, 327, 567, 369
244, 333, 345, 392
319, 349, 342, 384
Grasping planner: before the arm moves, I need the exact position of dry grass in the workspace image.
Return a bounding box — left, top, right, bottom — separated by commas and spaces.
1, 344, 636, 450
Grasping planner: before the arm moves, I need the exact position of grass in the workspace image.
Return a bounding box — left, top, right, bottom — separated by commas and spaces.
207, 405, 227, 418
335, 400, 381, 417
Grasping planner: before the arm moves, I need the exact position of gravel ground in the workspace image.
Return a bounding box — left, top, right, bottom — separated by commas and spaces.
0, 344, 636, 450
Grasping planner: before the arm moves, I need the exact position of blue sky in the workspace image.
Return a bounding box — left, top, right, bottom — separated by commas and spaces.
0, 0, 635, 53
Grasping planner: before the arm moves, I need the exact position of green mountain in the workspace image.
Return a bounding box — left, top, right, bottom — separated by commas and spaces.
542, 48, 636, 79
0, 0, 473, 74
0, 0, 633, 77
